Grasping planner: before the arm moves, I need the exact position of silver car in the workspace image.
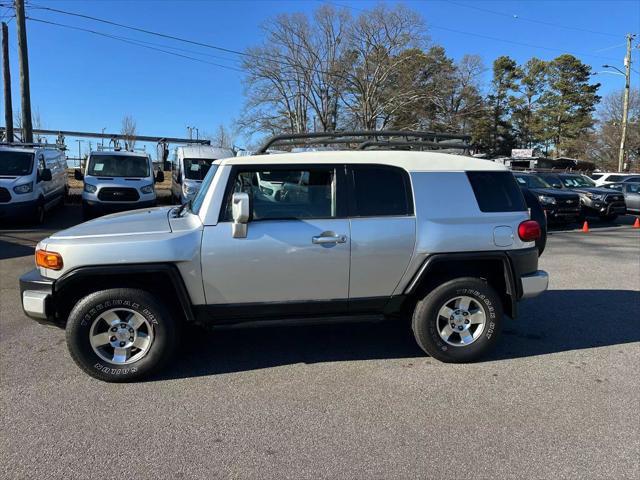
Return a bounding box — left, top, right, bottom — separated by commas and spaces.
20, 145, 548, 382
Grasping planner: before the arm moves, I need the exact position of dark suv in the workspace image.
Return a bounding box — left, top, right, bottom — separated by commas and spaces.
513, 172, 581, 224
537, 173, 626, 221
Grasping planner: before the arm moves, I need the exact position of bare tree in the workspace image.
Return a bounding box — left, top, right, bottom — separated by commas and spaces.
121, 114, 137, 150
211, 124, 235, 149
341, 4, 428, 130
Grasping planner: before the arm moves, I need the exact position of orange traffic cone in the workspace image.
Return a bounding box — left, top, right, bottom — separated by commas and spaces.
582, 220, 589, 233
633, 217, 640, 229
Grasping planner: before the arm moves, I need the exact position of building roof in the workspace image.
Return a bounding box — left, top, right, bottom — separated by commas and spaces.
220, 150, 506, 172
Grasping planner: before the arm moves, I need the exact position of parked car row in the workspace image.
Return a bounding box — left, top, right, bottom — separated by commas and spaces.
514, 170, 631, 223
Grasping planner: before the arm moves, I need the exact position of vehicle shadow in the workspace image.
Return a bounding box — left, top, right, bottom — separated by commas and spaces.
154, 289, 640, 381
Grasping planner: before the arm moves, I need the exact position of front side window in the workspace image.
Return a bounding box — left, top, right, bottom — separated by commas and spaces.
87, 155, 150, 177
626, 184, 640, 194
0, 151, 34, 176
350, 165, 412, 216
223, 167, 336, 221
183, 158, 215, 180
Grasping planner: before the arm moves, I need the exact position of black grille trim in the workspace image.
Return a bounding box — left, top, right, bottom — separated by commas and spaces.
97, 187, 140, 202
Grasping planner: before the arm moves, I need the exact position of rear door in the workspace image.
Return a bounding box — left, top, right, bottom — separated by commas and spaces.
346, 165, 416, 309
625, 183, 640, 211
201, 164, 351, 313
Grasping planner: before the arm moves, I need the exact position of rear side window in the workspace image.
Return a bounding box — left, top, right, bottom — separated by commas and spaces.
590, 174, 603, 180
350, 165, 413, 216
466, 171, 527, 212
608, 175, 626, 182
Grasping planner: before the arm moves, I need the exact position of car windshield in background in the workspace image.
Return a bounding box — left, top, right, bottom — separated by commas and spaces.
515, 174, 551, 189
0, 151, 34, 176
87, 155, 149, 177
184, 158, 214, 180
191, 164, 219, 215
561, 176, 595, 188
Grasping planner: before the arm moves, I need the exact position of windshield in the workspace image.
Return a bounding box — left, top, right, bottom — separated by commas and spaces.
561, 175, 595, 188
0, 151, 34, 176
191, 164, 219, 215
184, 158, 215, 180
514, 174, 551, 189
87, 155, 149, 177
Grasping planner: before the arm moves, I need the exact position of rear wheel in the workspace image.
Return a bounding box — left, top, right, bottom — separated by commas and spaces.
66, 288, 177, 382
412, 277, 503, 363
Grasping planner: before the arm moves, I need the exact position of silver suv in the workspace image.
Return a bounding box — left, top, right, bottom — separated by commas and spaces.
20, 135, 548, 382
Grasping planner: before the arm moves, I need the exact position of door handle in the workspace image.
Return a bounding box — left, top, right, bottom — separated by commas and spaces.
312, 234, 347, 244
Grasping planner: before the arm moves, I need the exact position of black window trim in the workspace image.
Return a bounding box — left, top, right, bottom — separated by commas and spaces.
346, 164, 414, 218
218, 163, 348, 223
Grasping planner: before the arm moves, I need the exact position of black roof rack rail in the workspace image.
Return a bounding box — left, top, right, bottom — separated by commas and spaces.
256, 130, 471, 154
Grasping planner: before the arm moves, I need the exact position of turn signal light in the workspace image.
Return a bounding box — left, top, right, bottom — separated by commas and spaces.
518, 220, 541, 242
35, 250, 63, 270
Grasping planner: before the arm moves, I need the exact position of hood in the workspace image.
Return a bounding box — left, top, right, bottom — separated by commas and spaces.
51, 206, 173, 239
0, 176, 27, 187
528, 187, 579, 198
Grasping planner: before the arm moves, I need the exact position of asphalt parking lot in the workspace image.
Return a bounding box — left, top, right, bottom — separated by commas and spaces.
1, 206, 639, 479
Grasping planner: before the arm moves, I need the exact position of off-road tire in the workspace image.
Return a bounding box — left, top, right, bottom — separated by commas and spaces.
66, 288, 177, 382
412, 277, 503, 363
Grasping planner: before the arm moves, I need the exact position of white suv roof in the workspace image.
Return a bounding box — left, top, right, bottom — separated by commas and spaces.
220, 150, 507, 172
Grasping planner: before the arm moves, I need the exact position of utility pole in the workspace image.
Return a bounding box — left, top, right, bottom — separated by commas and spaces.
618, 33, 635, 172
1, 22, 13, 143
14, 0, 33, 143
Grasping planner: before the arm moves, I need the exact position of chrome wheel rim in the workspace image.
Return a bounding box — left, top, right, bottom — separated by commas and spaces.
89, 308, 154, 365
437, 296, 486, 347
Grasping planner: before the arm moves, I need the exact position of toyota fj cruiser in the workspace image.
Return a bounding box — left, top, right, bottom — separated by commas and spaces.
19, 132, 548, 382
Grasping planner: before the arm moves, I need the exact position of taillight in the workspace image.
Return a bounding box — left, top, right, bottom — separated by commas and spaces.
518, 220, 541, 242
35, 249, 63, 270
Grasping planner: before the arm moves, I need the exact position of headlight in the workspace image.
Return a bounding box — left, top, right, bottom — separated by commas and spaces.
13, 182, 33, 194
141, 184, 154, 194
84, 183, 97, 193
183, 184, 197, 195
261, 186, 274, 196
591, 194, 605, 201
537, 195, 556, 205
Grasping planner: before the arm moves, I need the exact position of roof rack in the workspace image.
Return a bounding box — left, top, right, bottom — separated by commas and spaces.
256, 130, 471, 154
0, 141, 65, 149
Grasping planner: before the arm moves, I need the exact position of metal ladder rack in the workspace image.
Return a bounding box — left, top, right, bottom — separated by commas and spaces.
256, 130, 471, 154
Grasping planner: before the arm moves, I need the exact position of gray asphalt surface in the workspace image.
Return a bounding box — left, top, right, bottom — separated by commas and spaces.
1, 206, 639, 479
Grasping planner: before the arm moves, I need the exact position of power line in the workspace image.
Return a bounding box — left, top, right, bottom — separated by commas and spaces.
442, 0, 622, 38
27, 17, 244, 72
21, 2, 255, 59
321, 0, 620, 63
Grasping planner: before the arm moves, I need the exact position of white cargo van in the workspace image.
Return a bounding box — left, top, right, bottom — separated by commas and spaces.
171, 145, 234, 204
76, 149, 163, 220
0, 144, 68, 224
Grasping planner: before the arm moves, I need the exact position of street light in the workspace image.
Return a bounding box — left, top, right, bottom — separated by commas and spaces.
602, 64, 625, 75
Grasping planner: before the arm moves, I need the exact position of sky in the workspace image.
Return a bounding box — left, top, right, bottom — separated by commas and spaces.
1, 0, 639, 158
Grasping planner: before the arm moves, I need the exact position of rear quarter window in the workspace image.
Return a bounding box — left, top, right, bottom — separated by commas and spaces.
466, 171, 527, 212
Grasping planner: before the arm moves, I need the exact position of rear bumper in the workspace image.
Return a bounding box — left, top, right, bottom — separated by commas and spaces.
520, 271, 549, 299
19, 269, 59, 326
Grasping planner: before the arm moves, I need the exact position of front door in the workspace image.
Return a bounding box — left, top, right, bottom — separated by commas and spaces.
201, 164, 350, 316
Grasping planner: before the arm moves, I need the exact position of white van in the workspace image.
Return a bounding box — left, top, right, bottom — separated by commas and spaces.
76, 149, 163, 220
171, 145, 234, 204
0, 144, 68, 224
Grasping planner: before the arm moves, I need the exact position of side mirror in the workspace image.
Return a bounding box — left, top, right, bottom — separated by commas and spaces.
231, 192, 250, 238
40, 168, 52, 182
74, 169, 83, 181
155, 170, 165, 183
553, 184, 562, 189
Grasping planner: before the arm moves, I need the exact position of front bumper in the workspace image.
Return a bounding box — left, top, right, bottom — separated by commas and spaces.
82, 199, 157, 214
521, 270, 549, 299
0, 198, 38, 220
19, 269, 58, 326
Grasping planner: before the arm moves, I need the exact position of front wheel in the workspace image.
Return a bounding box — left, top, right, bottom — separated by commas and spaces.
66, 288, 177, 382
412, 277, 503, 363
